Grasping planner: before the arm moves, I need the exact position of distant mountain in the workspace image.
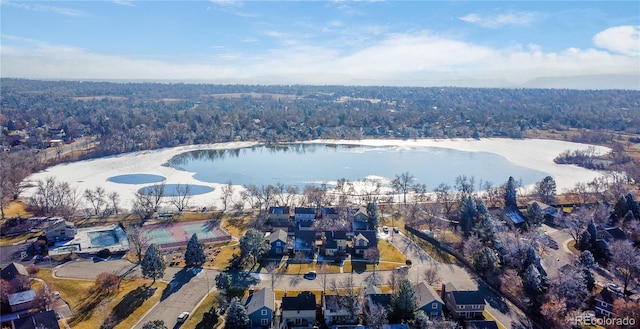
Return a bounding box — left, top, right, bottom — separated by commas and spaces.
521, 74, 639, 90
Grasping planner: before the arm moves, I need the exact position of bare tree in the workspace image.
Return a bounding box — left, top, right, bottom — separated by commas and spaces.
147, 182, 166, 211
128, 225, 149, 264
434, 183, 455, 219
363, 301, 388, 329
84, 186, 107, 216
265, 261, 281, 291
317, 263, 330, 294
422, 267, 441, 285
562, 207, 591, 241
329, 274, 361, 320
0, 151, 36, 218
609, 240, 640, 294
483, 181, 504, 208
28, 177, 80, 218
391, 172, 415, 205
170, 183, 192, 212
108, 191, 120, 215
132, 191, 156, 220
220, 181, 234, 213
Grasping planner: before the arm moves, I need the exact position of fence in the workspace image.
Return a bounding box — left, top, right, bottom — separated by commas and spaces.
156, 235, 231, 251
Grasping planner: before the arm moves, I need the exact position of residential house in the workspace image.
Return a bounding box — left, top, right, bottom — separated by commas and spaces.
245, 288, 275, 329
294, 208, 316, 222
281, 291, 317, 329
8, 290, 35, 312
293, 231, 318, 257
364, 285, 392, 314
351, 208, 369, 231
44, 218, 76, 243
322, 231, 348, 257
504, 209, 526, 228
526, 201, 560, 223
353, 230, 377, 257
321, 207, 340, 221
1, 262, 30, 291
415, 282, 444, 319
269, 229, 289, 256
269, 207, 291, 228
441, 282, 485, 320
12, 310, 60, 329
594, 286, 622, 318
598, 227, 628, 242
322, 293, 359, 325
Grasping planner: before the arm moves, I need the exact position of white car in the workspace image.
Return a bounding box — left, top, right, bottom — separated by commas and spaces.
177, 311, 190, 323
382, 226, 389, 233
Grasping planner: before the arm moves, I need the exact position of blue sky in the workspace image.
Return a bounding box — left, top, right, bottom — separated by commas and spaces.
1, 1, 638, 87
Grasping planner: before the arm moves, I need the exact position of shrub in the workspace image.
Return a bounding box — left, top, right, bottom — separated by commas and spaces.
96, 248, 112, 258
94, 272, 120, 295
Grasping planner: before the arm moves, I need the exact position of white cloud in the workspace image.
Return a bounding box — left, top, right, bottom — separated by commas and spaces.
112, 0, 136, 7
1, 30, 637, 87
593, 25, 640, 56
459, 11, 536, 28
1, 0, 85, 17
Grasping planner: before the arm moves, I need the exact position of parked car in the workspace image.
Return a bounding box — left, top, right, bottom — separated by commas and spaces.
177, 311, 190, 323
392, 227, 399, 233
608, 283, 623, 294
382, 226, 389, 233
303, 271, 317, 280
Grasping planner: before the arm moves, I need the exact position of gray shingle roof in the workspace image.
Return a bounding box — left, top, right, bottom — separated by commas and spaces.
245, 288, 275, 315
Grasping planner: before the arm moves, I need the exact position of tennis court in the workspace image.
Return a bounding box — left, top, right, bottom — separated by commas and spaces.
142, 220, 231, 250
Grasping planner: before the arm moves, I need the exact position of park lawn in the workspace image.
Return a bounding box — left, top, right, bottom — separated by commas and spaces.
34, 269, 166, 329
221, 213, 253, 237
378, 239, 407, 263
208, 242, 239, 270
283, 262, 317, 275
411, 236, 456, 264
2, 201, 31, 218
0, 231, 40, 246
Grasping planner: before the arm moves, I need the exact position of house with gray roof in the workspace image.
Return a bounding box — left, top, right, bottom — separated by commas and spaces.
245, 288, 275, 329
415, 282, 444, 319
268, 229, 289, 256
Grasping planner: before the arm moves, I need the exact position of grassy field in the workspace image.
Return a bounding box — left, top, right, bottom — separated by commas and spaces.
33, 268, 166, 329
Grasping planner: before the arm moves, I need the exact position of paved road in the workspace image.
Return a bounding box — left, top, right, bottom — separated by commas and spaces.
55, 258, 219, 328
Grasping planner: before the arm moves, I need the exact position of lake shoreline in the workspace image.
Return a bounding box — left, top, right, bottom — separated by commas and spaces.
24, 138, 610, 211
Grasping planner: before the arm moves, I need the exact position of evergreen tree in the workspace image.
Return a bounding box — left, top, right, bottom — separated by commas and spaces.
536, 176, 557, 204
141, 244, 165, 285
625, 193, 640, 219
389, 279, 417, 323
239, 228, 268, 266
215, 272, 232, 291
523, 263, 544, 297
458, 196, 478, 237
527, 202, 544, 226
473, 246, 501, 278
587, 220, 598, 245
578, 231, 592, 251
225, 297, 250, 329
613, 196, 628, 222
473, 214, 497, 243
184, 233, 206, 268
504, 176, 518, 210
367, 200, 380, 230
142, 320, 168, 329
